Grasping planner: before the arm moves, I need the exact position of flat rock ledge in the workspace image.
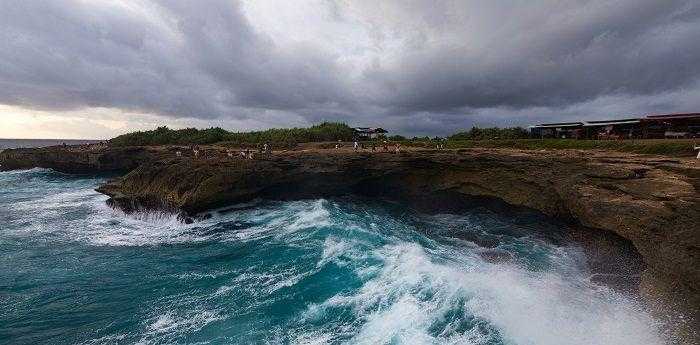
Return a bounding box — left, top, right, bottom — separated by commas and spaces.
2, 145, 699, 334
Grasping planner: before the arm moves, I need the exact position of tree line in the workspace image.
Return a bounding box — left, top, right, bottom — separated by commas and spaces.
109, 123, 531, 147
448, 127, 529, 140
109, 122, 357, 147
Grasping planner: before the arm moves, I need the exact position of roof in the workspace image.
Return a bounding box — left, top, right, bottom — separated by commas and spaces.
353, 127, 388, 133
643, 113, 700, 120
583, 119, 640, 127
530, 122, 583, 129
528, 112, 700, 128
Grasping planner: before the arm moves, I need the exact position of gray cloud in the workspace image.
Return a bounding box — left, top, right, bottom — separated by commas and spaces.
0, 0, 699, 135
0, 0, 354, 118
360, 0, 700, 110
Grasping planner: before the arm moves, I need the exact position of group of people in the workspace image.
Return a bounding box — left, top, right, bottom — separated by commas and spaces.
173, 140, 452, 159
230, 149, 255, 160
60, 141, 109, 152
176, 143, 272, 160
348, 140, 402, 153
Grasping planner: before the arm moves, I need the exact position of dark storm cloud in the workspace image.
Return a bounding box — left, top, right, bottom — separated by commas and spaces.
0, 0, 699, 134
0, 0, 353, 119
363, 0, 700, 113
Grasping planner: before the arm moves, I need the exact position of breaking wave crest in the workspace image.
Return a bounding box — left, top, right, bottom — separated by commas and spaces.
300, 242, 660, 345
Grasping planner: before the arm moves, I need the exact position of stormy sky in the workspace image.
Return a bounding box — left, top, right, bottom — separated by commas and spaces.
1, 0, 699, 139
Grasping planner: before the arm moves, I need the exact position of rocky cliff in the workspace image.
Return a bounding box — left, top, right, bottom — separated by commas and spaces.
0, 145, 169, 173
2, 145, 699, 331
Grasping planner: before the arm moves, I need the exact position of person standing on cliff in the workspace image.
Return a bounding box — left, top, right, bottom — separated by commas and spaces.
353, 140, 359, 151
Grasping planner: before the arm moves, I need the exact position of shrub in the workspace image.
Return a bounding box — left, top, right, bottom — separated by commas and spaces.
449, 126, 530, 140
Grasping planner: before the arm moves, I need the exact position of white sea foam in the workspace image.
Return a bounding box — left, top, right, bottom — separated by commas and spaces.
292, 332, 334, 345
286, 199, 331, 232
136, 308, 223, 344
10, 188, 97, 211
81, 207, 209, 246
302, 242, 664, 345
217, 199, 333, 244
317, 236, 367, 268
79, 333, 128, 345
77, 198, 331, 247
176, 270, 232, 281
243, 267, 318, 297
0, 167, 54, 175
213, 285, 235, 297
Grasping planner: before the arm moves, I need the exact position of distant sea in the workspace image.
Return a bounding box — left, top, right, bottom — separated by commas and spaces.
0, 139, 102, 151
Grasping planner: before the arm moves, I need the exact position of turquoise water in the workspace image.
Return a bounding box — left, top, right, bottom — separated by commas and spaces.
0, 169, 664, 345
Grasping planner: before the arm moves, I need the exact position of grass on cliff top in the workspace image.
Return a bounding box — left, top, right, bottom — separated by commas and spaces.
405, 139, 698, 157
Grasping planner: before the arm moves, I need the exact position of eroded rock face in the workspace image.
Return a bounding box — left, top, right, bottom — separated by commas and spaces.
0, 145, 168, 173
2, 145, 699, 328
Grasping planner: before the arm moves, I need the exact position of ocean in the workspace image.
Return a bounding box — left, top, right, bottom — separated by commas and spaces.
0, 139, 102, 151
0, 168, 664, 345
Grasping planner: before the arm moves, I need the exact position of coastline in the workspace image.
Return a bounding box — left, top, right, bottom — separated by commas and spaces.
1, 144, 698, 339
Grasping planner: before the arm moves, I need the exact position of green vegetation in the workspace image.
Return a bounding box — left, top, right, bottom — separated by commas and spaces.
405, 138, 697, 156
109, 122, 356, 147
110, 123, 696, 156
449, 126, 529, 140
387, 135, 407, 141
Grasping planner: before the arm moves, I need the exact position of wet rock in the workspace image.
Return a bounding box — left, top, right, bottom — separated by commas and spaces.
589, 273, 642, 294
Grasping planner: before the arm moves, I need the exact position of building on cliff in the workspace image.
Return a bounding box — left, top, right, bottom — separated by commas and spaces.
529, 113, 700, 139
640, 113, 700, 139
353, 127, 388, 140
528, 122, 584, 139
582, 118, 641, 140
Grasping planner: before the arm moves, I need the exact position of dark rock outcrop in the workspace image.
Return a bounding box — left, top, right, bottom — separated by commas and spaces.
0, 145, 170, 173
